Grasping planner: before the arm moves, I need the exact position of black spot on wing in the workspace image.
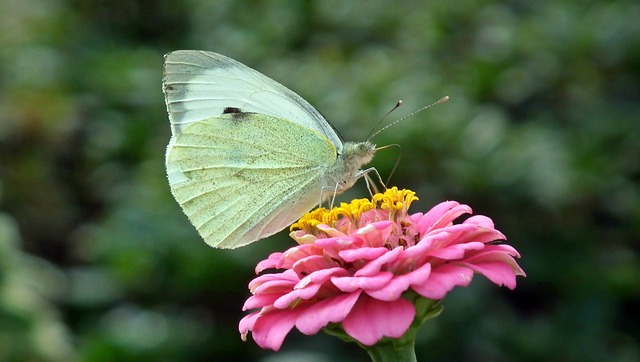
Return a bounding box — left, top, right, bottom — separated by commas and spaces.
222, 107, 250, 123
223, 107, 242, 114
223, 110, 253, 123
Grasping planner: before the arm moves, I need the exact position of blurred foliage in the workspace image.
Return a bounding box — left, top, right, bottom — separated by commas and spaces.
0, 0, 638, 361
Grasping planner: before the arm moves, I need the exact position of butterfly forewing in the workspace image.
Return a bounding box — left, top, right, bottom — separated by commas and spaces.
163, 50, 343, 152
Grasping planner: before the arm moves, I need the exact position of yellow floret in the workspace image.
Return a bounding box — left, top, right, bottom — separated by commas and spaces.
291, 187, 417, 232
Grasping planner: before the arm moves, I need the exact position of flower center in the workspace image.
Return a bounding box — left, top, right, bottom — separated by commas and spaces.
291, 187, 419, 238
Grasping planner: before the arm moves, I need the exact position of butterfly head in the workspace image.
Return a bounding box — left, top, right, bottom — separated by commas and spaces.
342, 141, 376, 168
324, 140, 376, 196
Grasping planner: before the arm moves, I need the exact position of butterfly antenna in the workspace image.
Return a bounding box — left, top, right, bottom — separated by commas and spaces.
368, 96, 449, 140
366, 100, 404, 141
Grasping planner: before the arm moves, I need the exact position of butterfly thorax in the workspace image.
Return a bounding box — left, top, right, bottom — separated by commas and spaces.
328, 141, 376, 194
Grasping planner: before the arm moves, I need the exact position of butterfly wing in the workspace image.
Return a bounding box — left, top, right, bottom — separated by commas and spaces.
163, 50, 343, 152
166, 112, 337, 249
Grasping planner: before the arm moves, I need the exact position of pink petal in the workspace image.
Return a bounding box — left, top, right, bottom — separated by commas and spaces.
316, 224, 349, 238
242, 293, 281, 310
354, 246, 403, 277
331, 272, 394, 292
297, 267, 350, 288
398, 231, 454, 265
274, 283, 323, 308
451, 225, 506, 245
279, 244, 323, 269
427, 241, 485, 260
289, 229, 317, 244
366, 262, 432, 301
239, 311, 260, 338
249, 309, 300, 351
315, 237, 357, 259
481, 244, 522, 258
338, 247, 389, 263
415, 201, 460, 229
422, 224, 478, 248
255, 252, 284, 273
462, 261, 517, 289
274, 268, 349, 308
353, 221, 394, 248
436, 203, 473, 227
296, 291, 362, 334
412, 264, 474, 300
416, 201, 472, 233
464, 248, 525, 276
463, 215, 496, 229
249, 270, 299, 293
292, 255, 336, 276
401, 224, 498, 263
253, 277, 299, 295
358, 210, 390, 227
342, 295, 415, 346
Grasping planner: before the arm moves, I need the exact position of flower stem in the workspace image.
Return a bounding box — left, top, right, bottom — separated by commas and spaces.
363, 339, 417, 362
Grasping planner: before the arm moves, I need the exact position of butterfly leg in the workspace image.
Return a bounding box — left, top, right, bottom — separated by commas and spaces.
360, 167, 386, 197
317, 167, 385, 209
319, 184, 340, 209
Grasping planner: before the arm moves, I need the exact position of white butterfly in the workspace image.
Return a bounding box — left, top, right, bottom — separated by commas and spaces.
163, 50, 377, 249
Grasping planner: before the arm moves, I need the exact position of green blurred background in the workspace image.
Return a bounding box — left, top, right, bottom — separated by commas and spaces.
1, 0, 638, 361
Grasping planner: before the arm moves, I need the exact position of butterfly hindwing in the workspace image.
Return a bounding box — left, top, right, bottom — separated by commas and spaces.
166, 112, 337, 248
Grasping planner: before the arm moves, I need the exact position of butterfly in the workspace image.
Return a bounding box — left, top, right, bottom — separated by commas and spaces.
163, 50, 377, 248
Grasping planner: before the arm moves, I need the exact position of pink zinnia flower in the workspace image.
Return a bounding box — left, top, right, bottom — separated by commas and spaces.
239, 188, 525, 351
